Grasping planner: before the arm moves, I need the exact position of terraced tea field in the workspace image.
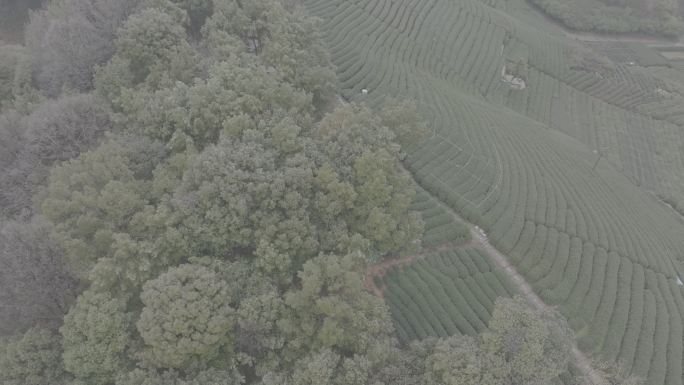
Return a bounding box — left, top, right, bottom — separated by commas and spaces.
381, 247, 516, 342
305, 0, 684, 383
411, 187, 470, 247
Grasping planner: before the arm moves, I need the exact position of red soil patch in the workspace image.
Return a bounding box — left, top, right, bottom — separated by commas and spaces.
364, 241, 471, 298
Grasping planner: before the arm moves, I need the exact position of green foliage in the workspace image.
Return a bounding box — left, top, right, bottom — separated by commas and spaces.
137, 263, 236, 369
0, 327, 68, 385
119, 57, 311, 147
86, 207, 188, 295
60, 290, 132, 385
201, 0, 282, 57
528, 0, 684, 36
285, 350, 342, 385
303, 1, 684, 382
41, 136, 166, 278
599, 259, 632, 361
115, 367, 243, 385
423, 335, 503, 385
259, 252, 417, 384
10, 0, 673, 383
279, 253, 395, 365
482, 297, 573, 384
410, 188, 471, 247
172, 104, 423, 274
382, 249, 515, 341
315, 104, 423, 258
112, 6, 199, 88
202, 0, 336, 112
583, 252, 620, 352
172, 136, 319, 276
234, 291, 286, 375
378, 100, 429, 150
38, 133, 188, 295
419, 296, 574, 385
28, 3, 429, 382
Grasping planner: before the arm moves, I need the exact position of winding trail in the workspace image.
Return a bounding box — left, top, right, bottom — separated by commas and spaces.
468, 226, 604, 385
364, 241, 470, 298
366, 187, 605, 385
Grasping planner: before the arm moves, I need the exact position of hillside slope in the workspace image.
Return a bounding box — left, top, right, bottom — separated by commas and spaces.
304, 0, 684, 383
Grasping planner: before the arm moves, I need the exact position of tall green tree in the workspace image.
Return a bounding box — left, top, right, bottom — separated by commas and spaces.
423, 335, 503, 385
314, 104, 423, 258
481, 296, 573, 385
0, 327, 69, 385
60, 290, 132, 385
40, 135, 167, 279
420, 297, 575, 385
95, 1, 199, 108
119, 56, 311, 147
137, 263, 236, 369
202, 0, 336, 113
258, 252, 404, 384
114, 6, 198, 87
278, 253, 396, 369
172, 134, 320, 279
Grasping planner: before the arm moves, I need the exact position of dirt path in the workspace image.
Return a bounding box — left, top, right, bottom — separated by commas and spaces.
364, 241, 469, 298
468, 227, 604, 385
365, 189, 605, 384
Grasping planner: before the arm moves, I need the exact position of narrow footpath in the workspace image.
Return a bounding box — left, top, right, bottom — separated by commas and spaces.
366, 189, 606, 385
469, 226, 604, 385
363, 241, 462, 298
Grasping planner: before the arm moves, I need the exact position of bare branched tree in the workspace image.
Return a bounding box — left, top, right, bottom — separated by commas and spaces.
0, 217, 81, 335
0, 94, 111, 216
25, 0, 142, 96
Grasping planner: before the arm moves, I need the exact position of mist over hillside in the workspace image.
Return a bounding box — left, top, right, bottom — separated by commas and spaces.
2, 0, 684, 384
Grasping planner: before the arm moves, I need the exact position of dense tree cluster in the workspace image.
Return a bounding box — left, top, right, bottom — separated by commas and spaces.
1, 93, 111, 215
529, 0, 684, 36
60, 290, 131, 385
0, 0, 632, 384
137, 263, 236, 369
0, 327, 67, 385
422, 297, 573, 385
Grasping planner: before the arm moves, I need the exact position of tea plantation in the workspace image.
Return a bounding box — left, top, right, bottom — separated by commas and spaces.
411, 187, 471, 247
305, 0, 684, 383
382, 248, 517, 342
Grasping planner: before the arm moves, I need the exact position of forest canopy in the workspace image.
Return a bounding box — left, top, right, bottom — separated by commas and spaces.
529, 0, 684, 36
